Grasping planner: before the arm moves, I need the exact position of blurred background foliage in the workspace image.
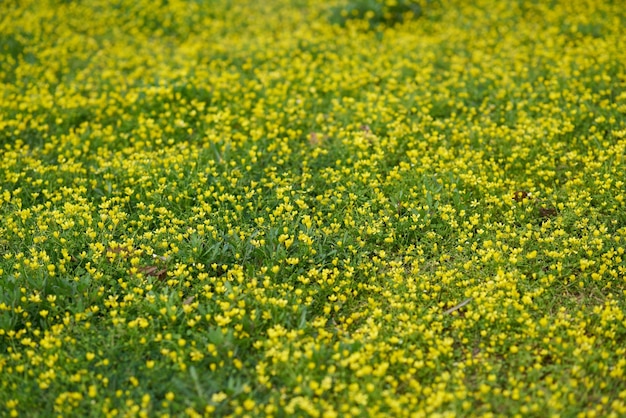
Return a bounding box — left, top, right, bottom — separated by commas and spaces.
329, 0, 436, 29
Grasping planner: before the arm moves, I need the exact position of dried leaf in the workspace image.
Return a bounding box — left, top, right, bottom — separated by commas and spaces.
156, 269, 167, 281
538, 206, 558, 218
512, 190, 531, 202
139, 265, 158, 275
139, 265, 168, 281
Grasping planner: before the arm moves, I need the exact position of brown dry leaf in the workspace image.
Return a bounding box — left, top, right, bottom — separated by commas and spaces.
139, 265, 168, 281
139, 265, 158, 275
538, 206, 558, 218
512, 190, 531, 202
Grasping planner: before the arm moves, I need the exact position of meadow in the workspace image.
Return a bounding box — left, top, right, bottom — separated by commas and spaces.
1, 0, 626, 416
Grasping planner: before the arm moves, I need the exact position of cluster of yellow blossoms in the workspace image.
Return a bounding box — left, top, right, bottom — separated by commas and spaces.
1, 0, 625, 416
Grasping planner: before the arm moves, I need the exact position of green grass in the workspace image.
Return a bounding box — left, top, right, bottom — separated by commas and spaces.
1, 0, 626, 416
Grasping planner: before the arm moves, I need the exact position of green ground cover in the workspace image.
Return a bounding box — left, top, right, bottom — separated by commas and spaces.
1, 0, 626, 416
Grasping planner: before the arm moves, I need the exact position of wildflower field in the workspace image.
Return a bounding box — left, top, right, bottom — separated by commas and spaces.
1, 0, 626, 416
